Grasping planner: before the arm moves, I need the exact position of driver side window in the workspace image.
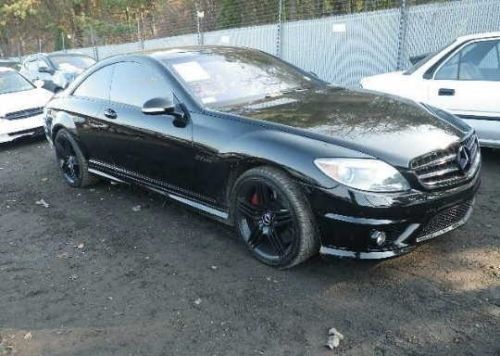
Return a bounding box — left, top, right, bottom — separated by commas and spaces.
435, 40, 500, 81
109, 62, 173, 108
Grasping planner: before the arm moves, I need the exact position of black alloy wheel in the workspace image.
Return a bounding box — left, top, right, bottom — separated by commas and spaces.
54, 129, 97, 188
232, 167, 319, 268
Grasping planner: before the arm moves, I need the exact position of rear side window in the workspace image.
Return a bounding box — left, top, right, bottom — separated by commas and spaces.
435, 40, 500, 81
73, 65, 113, 100
109, 61, 172, 107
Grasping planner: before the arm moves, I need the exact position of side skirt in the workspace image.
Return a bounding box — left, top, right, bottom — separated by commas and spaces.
87, 163, 230, 223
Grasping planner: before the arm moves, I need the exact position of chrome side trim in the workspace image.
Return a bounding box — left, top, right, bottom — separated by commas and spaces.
87, 160, 228, 220
88, 168, 126, 183
323, 213, 402, 226
167, 194, 229, 219
415, 202, 474, 243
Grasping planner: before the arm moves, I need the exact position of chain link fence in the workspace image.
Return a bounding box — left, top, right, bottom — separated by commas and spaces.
6, 0, 500, 86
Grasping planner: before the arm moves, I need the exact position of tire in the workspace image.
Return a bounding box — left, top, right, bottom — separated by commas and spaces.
53, 129, 98, 188
231, 166, 319, 268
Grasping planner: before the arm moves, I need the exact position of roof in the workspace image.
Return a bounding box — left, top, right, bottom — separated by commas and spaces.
147, 45, 258, 61
456, 31, 500, 43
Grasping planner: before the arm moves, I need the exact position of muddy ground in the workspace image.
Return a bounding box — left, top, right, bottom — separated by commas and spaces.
0, 137, 499, 356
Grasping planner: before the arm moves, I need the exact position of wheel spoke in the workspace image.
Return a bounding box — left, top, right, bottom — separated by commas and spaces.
267, 229, 286, 257
237, 198, 260, 221
274, 209, 293, 229
256, 183, 270, 207
247, 228, 264, 249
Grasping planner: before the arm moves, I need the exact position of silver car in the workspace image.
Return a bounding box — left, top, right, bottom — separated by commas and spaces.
20, 53, 96, 93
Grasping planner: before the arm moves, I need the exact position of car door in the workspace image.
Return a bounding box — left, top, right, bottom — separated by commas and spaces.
104, 60, 195, 194
427, 39, 500, 116
69, 65, 115, 164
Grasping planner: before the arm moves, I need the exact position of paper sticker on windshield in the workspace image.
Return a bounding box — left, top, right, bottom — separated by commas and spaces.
202, 97, 216, 104
173, 62, 210, 82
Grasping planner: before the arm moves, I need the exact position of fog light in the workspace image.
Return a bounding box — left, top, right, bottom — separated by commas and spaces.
370, 230, 387, 246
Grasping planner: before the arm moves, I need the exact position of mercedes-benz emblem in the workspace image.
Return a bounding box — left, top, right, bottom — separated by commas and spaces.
262, 212, 273, 226
456, 145, 470, 172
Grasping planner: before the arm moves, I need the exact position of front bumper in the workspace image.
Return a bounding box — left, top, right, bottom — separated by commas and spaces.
309, 170, 480, 260
0, 114, 45, 143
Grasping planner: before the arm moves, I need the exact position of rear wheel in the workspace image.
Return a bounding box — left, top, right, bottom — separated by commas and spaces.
54, 129, 98, 188
232, 167, 319, 268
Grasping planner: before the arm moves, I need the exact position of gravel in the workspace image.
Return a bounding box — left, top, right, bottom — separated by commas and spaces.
0, 137, 499, 356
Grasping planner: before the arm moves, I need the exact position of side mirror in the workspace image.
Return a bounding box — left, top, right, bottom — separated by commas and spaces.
38, 66, 54, 74
142, 97, 176, 115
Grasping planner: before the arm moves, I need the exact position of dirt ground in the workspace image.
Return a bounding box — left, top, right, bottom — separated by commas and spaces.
0, 137, 499, 356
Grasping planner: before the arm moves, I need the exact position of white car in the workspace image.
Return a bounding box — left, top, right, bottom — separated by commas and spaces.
361, 32, 500, 148
0, 68, 53, 143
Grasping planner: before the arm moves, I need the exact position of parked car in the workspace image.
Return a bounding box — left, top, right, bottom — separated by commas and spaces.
0, 59, 21, 71
0, 68, 53, 143
44, 46, 480, 268
361, 32, 500, 148
20, 53, 96, 92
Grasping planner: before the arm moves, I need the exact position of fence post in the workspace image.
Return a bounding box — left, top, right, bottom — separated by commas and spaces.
196, 10, 205, 46
276, 0, 284, 57
137, 17, 145, 51
397, 0, 409, 70
90, 26, 99, 61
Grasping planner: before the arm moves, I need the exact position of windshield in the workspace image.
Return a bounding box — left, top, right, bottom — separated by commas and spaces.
0, 71, 34, 95
162, 49, 320, 108
50, 55, 96, 71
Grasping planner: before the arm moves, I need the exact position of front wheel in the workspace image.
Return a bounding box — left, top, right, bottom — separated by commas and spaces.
232, 167, 319, 268
53, 129, 98, 188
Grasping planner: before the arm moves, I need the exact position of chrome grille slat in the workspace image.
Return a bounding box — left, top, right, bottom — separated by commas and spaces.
414, 153, 456, 170
418, 166, 460, 180
411, 133, 480, 189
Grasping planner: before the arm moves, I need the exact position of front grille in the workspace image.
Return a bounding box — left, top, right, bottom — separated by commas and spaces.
411, 133, 480, 189
4, 107, 44, 121
416, 199, 473, 241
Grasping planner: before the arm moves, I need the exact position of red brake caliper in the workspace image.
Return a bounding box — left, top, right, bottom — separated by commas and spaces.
250, 191, 260, 206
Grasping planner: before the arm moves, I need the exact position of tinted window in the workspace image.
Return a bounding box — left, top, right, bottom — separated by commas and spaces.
435, 40, 500, 81
73, 65, 113, 100
110, 62, 172, 107
50, 55, 96, 71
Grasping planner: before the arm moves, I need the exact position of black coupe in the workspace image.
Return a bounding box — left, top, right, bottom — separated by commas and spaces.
44, 46, 480, 268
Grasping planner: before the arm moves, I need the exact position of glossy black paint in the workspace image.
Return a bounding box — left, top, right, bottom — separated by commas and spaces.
44, 46, 480, 258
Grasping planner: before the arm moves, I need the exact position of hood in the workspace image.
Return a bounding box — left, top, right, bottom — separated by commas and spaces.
360, 71, 406, 88
0, 88, 53, 117
228, 87, 468, 168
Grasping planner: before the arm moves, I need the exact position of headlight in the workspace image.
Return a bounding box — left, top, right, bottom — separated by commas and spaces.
314, 158, 410, 192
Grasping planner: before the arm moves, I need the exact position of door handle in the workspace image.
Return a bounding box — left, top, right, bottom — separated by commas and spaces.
104, 108, 117, 119
438, 88, 455, 96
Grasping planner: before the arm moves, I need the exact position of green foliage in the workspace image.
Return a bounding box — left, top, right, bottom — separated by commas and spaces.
0, 0, 444, 57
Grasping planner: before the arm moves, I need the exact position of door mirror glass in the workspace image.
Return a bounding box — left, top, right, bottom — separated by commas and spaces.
142, 97, 176, 115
